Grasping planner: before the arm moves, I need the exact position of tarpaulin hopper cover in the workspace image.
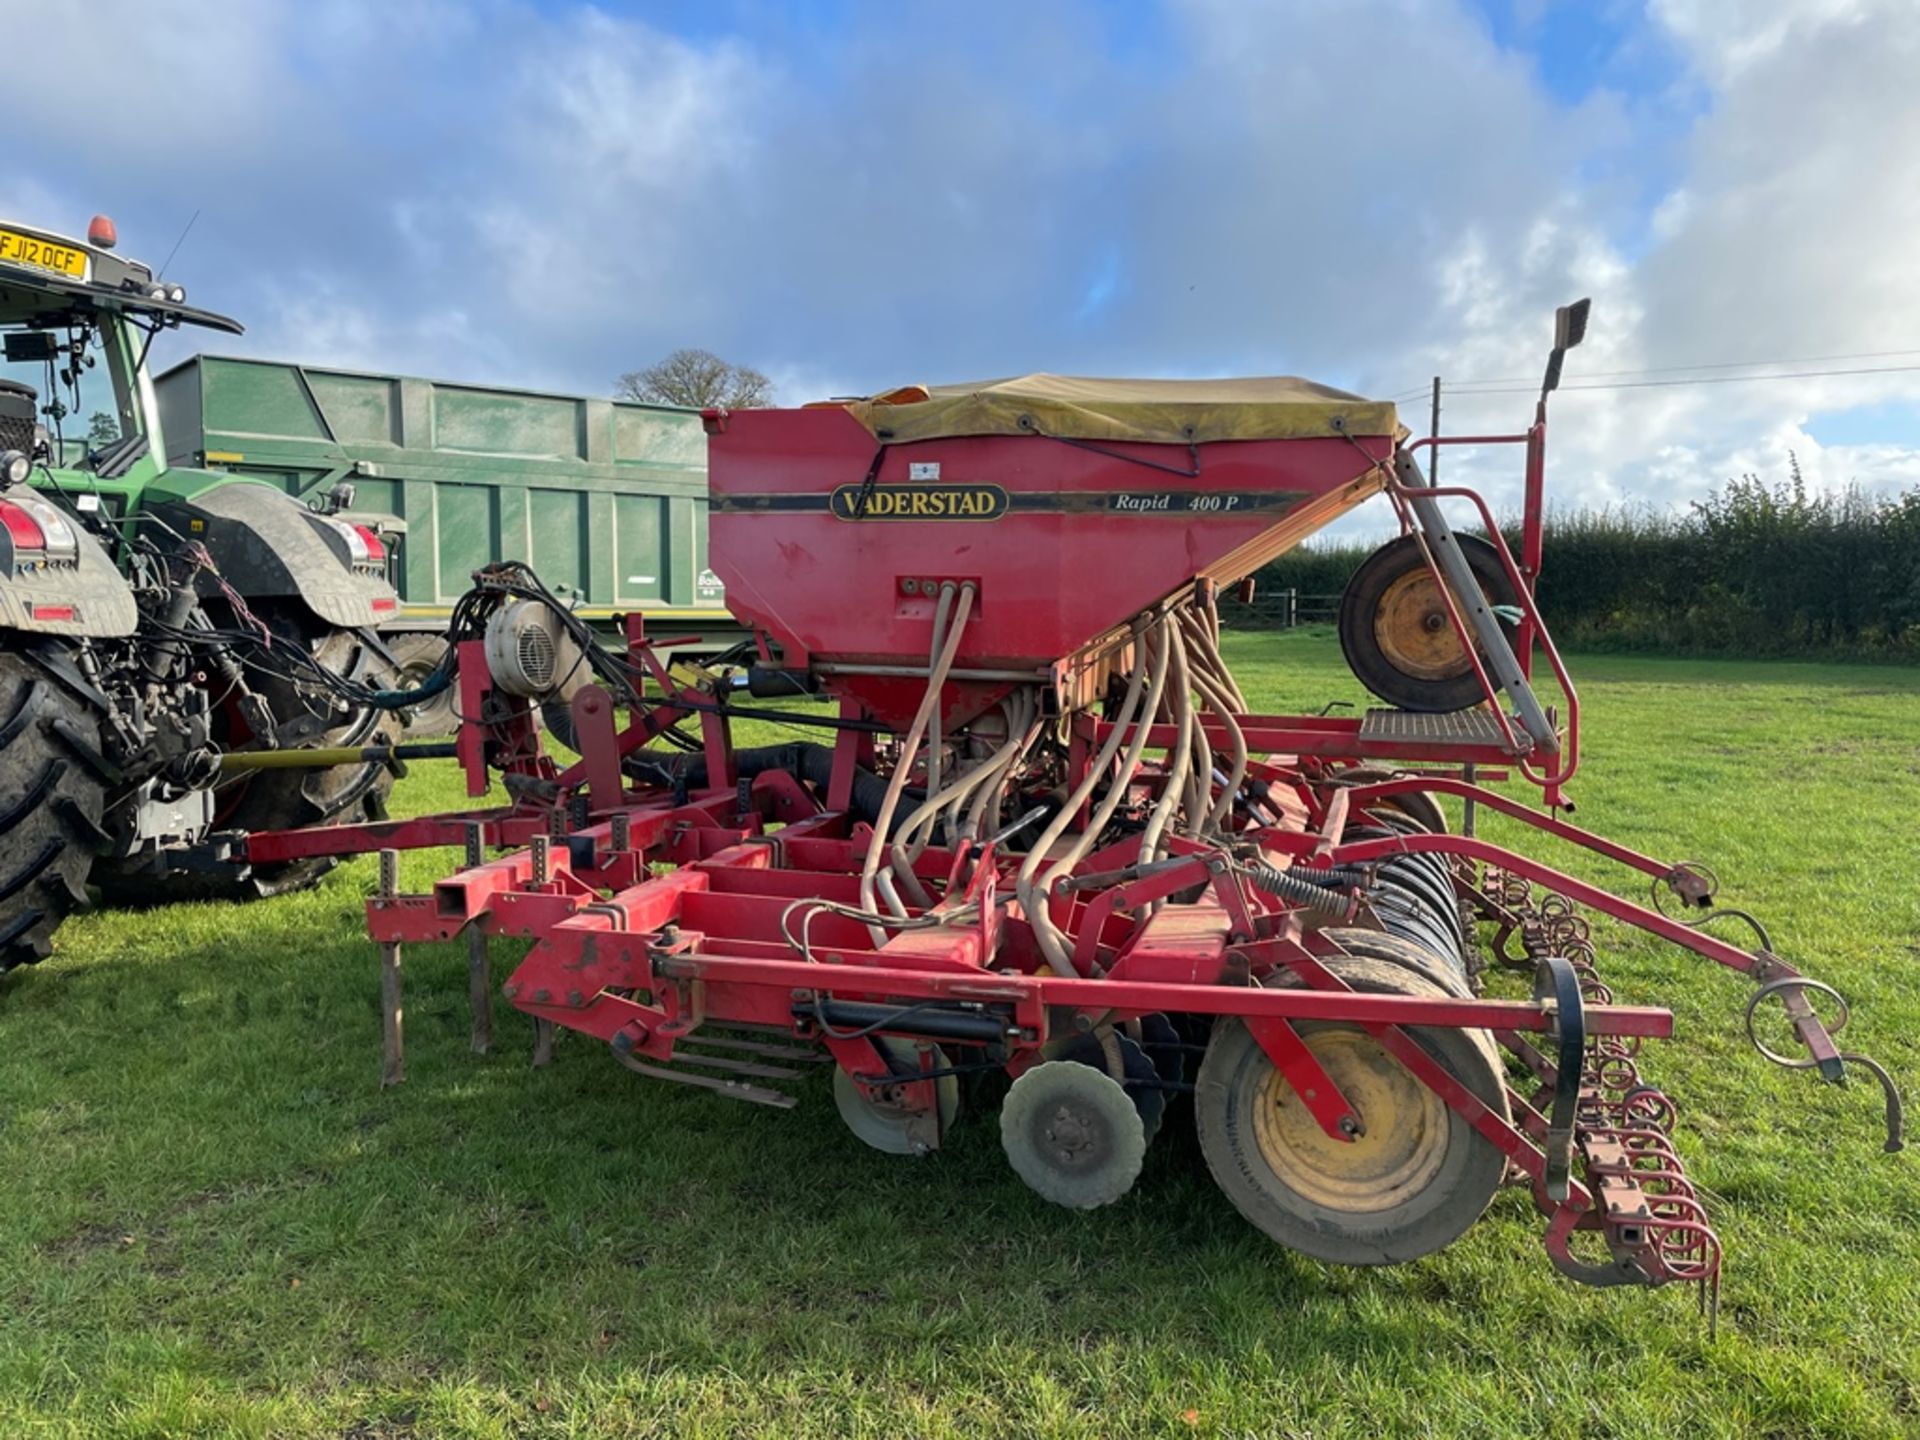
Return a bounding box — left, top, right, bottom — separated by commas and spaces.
838, 374, 1404, 447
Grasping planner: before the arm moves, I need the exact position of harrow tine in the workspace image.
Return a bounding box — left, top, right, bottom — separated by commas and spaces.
1840, 1052, 1906, 1154
377, 848, 405, 1089
464, 823, 493, 1056
1702, 1270, 1721, 1341
667, 1049, 811, 1081
466, 925, 494, 1056
614, 1048, 798, 1109
531, 1017, 556, 1069
1743, 974, 1907, 1150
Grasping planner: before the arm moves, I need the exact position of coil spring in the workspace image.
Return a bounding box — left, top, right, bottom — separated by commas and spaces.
1243, 861, 1353, 918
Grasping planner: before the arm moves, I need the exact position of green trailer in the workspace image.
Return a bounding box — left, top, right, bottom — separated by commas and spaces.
153, 355, 742, 658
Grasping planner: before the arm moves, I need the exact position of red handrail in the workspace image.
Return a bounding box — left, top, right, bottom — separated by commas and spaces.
1393, 428, 1580, 799
1392, 476, 1580, 793
1381, 484, 1529, 759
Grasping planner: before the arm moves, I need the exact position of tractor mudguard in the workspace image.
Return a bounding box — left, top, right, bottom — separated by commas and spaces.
145, 479, 398, 630
0, 489, 138, 637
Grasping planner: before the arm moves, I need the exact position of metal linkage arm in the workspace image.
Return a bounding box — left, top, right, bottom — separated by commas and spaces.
1281, 782, 1906, 1153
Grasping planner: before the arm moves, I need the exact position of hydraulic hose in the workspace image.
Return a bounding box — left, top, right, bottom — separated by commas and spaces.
897, 690, 1028, 862
1024, 618, 1173, 977
1185, 655, 1248, 834
961, 699, 1045, 843
860, 582, 975, 938
1179, 606, 1240, 714
890, 689, 1038, 907
1182, 645, 1215, 835
1016, 618, 1158, 977
1138, 620, 1195, 865
862, 580, 954, 923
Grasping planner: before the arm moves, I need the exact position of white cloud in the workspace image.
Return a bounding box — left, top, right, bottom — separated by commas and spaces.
1336, 0, 1920, 525
1649, 0, 1874, 85
9, 0, 1919, 528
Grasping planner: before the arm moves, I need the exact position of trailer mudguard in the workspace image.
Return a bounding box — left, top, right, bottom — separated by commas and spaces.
146, 478, 398, 629
0, 489, 138, 637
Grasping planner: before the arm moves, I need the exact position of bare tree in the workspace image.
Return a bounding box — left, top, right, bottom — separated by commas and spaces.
615, 349, 773, 408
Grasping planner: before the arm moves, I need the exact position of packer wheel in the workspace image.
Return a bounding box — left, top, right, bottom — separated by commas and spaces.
1338, 534, 1519, 713
1319, 927, 1474, 1000
1001, 1059, 1147, 1209
1052, 1029, 1168, 1142
1137, 1013, 1187, 1086
833, 1036, 958, 1155
1195, 956, 1508, 1265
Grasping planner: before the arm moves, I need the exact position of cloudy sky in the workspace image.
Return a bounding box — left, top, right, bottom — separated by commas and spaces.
12, 0, 1920, 521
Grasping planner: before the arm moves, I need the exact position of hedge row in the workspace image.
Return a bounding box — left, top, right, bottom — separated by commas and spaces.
1242, 471, 1920, 659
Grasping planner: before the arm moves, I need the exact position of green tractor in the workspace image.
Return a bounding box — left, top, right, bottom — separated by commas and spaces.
0, 214, 404, 970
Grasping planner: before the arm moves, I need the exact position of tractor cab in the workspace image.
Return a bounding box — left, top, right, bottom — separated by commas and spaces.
0, 215, 241, 495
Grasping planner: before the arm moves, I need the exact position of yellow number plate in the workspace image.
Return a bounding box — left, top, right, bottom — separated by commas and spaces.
0, 229, 88, 280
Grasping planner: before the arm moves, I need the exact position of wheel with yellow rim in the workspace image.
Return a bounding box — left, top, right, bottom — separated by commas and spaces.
1337, 534, 1519, 713
1194, 955, 1509, 1265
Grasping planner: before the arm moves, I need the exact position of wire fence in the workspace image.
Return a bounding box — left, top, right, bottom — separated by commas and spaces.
1219, 588, 1340, 630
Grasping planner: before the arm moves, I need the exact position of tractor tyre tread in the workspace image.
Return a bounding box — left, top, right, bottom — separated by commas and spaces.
0, 649, 110, 972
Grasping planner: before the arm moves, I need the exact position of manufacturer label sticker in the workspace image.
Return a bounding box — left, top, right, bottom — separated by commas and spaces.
831, 483, 1008, 521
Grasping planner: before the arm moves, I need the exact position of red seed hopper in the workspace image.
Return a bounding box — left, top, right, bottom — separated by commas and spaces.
705, 376, 1402, 730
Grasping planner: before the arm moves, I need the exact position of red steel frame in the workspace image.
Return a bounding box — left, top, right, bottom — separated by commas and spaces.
283, 604, 1863, 1298
342, 708, 1806, 1296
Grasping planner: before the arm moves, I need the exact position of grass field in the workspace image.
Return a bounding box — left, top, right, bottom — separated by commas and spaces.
3, 630, 1918, 1438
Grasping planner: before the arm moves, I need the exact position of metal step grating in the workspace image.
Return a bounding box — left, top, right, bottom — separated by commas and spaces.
1358, 707, 1513, 749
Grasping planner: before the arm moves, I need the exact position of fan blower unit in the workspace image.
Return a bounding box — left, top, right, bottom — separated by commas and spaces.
482, 600, 587, 699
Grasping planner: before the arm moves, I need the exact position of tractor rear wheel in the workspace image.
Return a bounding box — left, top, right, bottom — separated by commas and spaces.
387, 632, 457, 739
0, 647, 110, 971
1195, 955, 1508, 1265
93, 615, 398, 904
1338, 534, 1519, 713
